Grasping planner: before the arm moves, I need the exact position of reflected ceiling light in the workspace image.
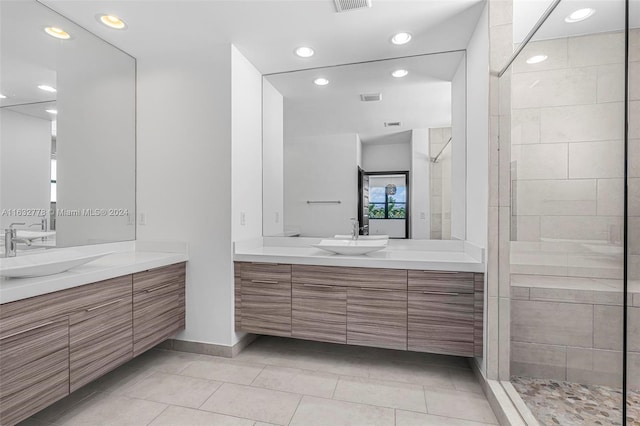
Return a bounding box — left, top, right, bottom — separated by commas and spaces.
391, 32, 412, 45
99, 14, 127, 30
295, 47, 315, 58
313, 77, 329, 86
565, 8, 595, 23
44, 27, 70, 39
392, 69, 409, 78
0, 94, 6, 99
45, 109, 58, 115
526, 54, 548, 64
38, 85, 57, 93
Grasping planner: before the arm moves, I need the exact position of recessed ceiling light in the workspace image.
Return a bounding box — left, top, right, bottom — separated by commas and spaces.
391, 32, 412, 45
45, 109, 58, 115
526, 54, 548, 64
0, 94, 6, 99
314, 77, 329, 86
99, 14, 127, 30
565, 8, 595, 23
38, 84, 57, 93
38, 85, 57, 93
44, 27, 70, 40
392, 69, 409, 78
295, 47, 315, 58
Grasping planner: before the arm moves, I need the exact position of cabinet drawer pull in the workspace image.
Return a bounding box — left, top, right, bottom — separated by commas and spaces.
302, 284, 333, 289
146, 282, 175, 293
86, 298, 125, 312
251, 262, 280, 266
421, 291, 460, 296
0, 321, 55, 341
250, 279, 279, 284
420, 271, 459, 274
358, 287, 393, 292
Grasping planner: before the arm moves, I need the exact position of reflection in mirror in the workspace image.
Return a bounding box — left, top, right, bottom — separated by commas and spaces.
0, 0, 136, 250
263, 51, 466, 239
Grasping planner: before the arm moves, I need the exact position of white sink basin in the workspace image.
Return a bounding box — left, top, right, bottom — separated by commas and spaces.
313, 239, 387, 255
0, 249, 113, 278
333, 234, 389, 240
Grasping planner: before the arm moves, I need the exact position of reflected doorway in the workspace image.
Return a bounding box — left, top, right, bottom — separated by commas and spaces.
359, 171, 409, 239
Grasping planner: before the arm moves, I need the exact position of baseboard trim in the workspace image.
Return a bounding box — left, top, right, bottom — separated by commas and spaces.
470, 358, 539, 426
158, 334, 257, 358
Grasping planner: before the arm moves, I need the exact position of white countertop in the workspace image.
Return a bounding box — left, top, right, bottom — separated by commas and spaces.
234, 237, 485, 272
0, 241, 188, 304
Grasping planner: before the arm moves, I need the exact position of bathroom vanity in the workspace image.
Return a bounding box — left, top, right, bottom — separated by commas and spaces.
234, 238, 485, 359
0, 250, 186, 425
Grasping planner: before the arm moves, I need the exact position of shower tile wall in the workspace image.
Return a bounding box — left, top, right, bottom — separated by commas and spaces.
509, 29, 638, 389
429, 127, 451, 239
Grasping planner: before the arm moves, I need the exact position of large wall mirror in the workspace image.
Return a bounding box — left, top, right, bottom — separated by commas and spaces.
263, 51, 467, 239
0, 0, 136, 249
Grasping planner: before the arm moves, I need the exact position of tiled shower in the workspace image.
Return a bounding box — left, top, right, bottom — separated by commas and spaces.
500, 0, 638, 424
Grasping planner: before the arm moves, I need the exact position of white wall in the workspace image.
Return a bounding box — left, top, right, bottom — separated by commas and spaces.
466, 6, 489, 249
136, 47, 234, 347
362, 141, 411, 172
411, 128, 431, 239
369, 219, 406, 238
262, 80, 284, 236
284, 133, 358, 237
450, 57, 467, 240
231, 46, 263, 244
56, 37, 136, 246
0, 110, 51, 228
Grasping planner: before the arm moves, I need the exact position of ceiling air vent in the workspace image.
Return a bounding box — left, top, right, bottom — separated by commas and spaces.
360, 93, 382, 102
334, 0, 372, 13
384, 122, 402, 127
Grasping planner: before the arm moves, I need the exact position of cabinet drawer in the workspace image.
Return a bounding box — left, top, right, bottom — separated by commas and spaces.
133, 280, 185, 356
234, 262, 243, 331
0, 275, 132, 338
133, 262, 186, 293
241, 263, 291, 282
0, 318, 69, 426
70, 296, 133, 392
240, 280, 291, 337
408, 292, 474, 357
292, 283, 346, 344
407, 270, 474, 294
347, 288, 407, 350
292, 265, 406, 290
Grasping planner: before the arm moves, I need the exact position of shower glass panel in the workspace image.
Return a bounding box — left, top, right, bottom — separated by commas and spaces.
504, 0, 632, 423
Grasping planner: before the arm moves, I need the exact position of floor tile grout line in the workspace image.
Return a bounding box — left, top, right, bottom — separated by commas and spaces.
197, 381, 225, 410
143, 404, 170, 426
287, 394, 305, 426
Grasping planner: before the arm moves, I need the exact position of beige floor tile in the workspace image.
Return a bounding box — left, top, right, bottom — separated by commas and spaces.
86, 363, 156, 395
396, 410, 494, 425
251, 365, 338, 398
54, 393, 167, 426
449, 368, 484, 394
424, 389, 498, 424
199, 383, 301, 425
180, 358, 264, 385
365, 360, 455, 389
124, 372, 222, 408
31, 386, 100, 423
289, 396, 394, 426
128, 349, 204, 374
333, 376, 427, 413
148, 406, 253, 426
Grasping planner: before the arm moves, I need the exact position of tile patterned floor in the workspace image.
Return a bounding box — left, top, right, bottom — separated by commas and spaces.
512, 376, 640, 426
20, 336, 498, 426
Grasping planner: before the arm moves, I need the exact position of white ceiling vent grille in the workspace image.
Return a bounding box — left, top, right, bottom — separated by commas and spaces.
384, 122, 402, 127
360, 93, 382, 102
334, 0, 372, 13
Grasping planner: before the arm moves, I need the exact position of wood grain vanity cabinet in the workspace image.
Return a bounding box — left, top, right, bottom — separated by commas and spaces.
69, 275, 133, 392
240, 263, 291, 337
407, 271, 475, 357
234, 261, 484, 358
133, 262, 186, 356
0, 261, 186, 425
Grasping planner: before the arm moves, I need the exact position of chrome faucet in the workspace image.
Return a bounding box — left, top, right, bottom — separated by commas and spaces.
4, 223, 30, 258
350, 217, 359, 240
28, 218, 47, 231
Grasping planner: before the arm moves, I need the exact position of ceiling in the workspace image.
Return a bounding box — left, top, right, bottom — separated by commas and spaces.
41, 0, 485, 74
268, 51, 463, 142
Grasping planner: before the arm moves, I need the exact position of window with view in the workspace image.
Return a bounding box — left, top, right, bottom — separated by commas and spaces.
369, 185, 406, 219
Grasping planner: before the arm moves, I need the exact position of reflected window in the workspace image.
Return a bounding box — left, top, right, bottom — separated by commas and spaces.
369, 186, 406, 219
